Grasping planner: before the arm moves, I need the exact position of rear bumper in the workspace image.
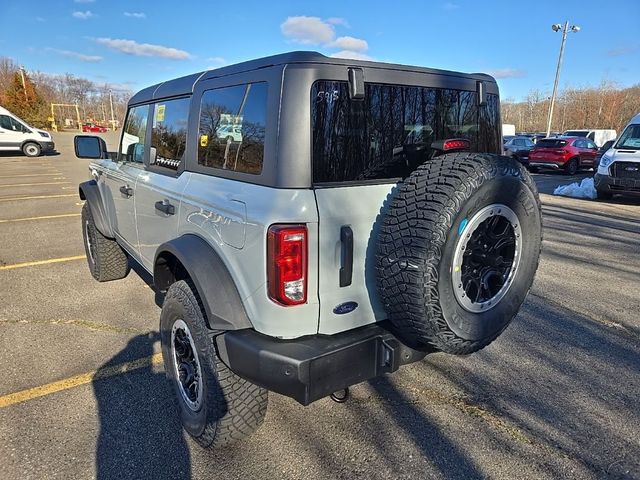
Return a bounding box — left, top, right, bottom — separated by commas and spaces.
594, 173, 640, 196
529, 160, 564, 169
216, 322, 427, 406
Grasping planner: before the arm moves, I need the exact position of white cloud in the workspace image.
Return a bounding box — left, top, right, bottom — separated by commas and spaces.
206, 56, 226, 66
329, 36, 368, 52
74, 0, 95, 3
124, 12, 146, 19
281, 16, 335, 45
606, 45, 639, 57
330, 50, 373, 61
94, 37, 191, 60
443, 2, 460, 9
486, 68, 527, 79
280, 16, 372, 60
326, 17, 350, 28
47, 48, 102, 62
72, 10, 95, 20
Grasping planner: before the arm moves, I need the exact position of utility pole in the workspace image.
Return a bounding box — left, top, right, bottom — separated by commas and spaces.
108, 89, 116, 131
546, 21, 580, 137
19, 66, 28, 102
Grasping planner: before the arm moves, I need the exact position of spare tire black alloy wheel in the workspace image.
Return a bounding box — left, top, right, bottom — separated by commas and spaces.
376, 153, 542, 355
171, 319, 203, 411
452, 204, 522, 313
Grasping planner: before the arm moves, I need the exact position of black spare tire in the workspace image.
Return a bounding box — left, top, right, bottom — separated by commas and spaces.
376, 153, 542, 354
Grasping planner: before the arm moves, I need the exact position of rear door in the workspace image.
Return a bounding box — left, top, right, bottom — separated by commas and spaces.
312, 79, 483, 334
134, 97, 191, 270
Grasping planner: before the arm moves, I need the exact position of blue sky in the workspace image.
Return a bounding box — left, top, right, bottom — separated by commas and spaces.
1, 0, 638, 100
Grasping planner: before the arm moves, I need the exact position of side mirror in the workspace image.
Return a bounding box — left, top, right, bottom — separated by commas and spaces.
75, 135, 107, 159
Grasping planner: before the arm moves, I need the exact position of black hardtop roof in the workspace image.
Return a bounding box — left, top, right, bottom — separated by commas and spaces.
129, 51, 497, 105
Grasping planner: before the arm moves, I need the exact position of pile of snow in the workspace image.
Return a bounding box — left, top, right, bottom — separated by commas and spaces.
553, 177, 597, 199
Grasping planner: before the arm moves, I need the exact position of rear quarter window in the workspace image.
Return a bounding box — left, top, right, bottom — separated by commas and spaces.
197, 82, 267, 175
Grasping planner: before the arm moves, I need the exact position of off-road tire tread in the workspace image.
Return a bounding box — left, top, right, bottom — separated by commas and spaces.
82, 203, 129, 281
376, 152, 542, 355
164, 280, 268, 448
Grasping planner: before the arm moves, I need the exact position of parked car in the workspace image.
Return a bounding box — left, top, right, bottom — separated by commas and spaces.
0, 105, 55, 156
529, 136, 598, 174
82, 123, 108, 133
595, 113, 640, 200
72, 51, 542, 449
562, 129, 616, 147
594, 139, 616, 169
503, 136, 535, 167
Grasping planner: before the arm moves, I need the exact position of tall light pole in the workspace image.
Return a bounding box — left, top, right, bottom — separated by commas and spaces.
546, 21, 580, 137
108, 89, 116, 131
19, 66, 28, 102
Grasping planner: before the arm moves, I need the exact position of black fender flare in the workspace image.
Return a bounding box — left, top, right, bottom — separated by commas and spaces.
154, 235, 253, 331
78, 180, 114, 238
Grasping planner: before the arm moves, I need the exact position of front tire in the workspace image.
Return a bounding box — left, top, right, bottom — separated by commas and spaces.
596, 189, 613, 201
377, 153, 542, 354
160, 280, 268, 449
22, 142, 41, 157
81, 203, 130, 281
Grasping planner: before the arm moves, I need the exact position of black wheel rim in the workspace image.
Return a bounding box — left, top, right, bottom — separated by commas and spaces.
452, 204, 522, 312
84, 220, 97, 266
171, 319, 203, 411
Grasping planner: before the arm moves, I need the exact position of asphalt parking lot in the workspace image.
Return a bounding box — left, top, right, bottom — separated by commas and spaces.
0, 133, 639, 480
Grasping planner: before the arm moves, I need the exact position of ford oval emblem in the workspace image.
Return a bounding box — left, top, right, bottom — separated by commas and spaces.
333, 301, 358, 315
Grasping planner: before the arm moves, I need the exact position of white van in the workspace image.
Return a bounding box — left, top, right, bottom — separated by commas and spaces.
562, 129, 616, 147
594, 113, 640, 200
0, 106, 55, 157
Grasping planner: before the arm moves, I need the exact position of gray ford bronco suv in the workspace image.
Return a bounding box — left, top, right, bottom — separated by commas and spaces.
74, 52, 542, 448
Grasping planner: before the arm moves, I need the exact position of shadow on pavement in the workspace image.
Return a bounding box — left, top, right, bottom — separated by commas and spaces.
93, 333, 192, 480
420, 294, 640, 478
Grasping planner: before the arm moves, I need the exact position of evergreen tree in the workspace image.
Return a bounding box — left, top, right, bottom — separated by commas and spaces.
3, 70, 47, 127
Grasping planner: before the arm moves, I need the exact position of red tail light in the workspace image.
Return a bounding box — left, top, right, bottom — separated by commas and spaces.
267, 225, 307, 306
443, 139, 470, 151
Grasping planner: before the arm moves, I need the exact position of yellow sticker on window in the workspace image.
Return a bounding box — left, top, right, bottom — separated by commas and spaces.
156, 104, 165, 122
200, 134, 209, 147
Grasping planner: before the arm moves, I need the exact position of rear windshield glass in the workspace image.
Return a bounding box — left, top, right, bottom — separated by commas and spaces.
615, 124, 640, 150
563, 130, 587, 137
536, 139, 567, 148
311, 81, 500, 184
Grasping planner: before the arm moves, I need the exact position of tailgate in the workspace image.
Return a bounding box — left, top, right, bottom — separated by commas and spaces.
314, 183, 396, 334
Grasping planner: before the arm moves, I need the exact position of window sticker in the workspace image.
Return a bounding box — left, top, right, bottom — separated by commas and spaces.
200, 134, 209, 147
156, 104, 166, 122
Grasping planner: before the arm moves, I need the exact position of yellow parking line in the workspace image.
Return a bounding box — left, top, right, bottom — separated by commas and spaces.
0, 194, 76, 202
0, 181, 71, 188
0, 213, 81, 224
0, 255, 86, 271
0, 173, 62, 178
0, 353, 163, 408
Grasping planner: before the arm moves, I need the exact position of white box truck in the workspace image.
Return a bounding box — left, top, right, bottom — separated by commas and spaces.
562, 129, 616, 147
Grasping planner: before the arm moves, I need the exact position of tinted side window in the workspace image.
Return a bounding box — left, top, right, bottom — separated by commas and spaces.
478, 93, 500, 153
150, 97, 190, 171
0, 115, 11, 130
120, 105, 150, 163
198, 82, 267, 175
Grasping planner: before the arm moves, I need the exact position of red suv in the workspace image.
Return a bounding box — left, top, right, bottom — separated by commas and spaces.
529, 137, 598, 175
